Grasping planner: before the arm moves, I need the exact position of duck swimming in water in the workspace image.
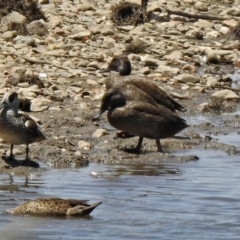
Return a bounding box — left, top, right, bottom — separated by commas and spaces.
93, 90, 189, 152
6, 198, 102, 217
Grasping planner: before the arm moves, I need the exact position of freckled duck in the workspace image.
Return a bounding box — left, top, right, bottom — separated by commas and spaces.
93, 90, 189, 152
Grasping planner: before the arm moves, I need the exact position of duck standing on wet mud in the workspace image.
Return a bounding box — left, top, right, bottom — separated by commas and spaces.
0, 91, 46, 163
97, 55, 188, 146
93, 90, 189, 153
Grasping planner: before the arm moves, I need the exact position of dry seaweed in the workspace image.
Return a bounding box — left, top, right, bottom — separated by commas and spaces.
0, 0, 46, 23
110, 1, 148, 26
229, 21, 240, 40
8, 22, 28, 35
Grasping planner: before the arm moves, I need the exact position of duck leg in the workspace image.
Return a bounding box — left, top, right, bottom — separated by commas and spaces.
3, 144, 15, 161
135, 137, 143, 151
9, 144, 15, 159
156, 139, 163, 152
22, 145, 39, 168
25, 144, 29, 161
122, 137, 143, 153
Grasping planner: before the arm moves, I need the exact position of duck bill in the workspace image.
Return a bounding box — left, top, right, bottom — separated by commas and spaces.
92, 110, 104, 121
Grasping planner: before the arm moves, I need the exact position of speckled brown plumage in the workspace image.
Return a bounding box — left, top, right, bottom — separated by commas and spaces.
102, 55, 186, 112
105, 74, 186, 112
6, 198, 102, 217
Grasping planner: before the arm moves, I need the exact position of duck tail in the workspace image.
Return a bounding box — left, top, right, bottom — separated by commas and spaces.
81, 202, 102, 215
173, 100, 187, 113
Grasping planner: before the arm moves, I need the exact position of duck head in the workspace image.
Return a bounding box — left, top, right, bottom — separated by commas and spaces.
100, 55, 131, 76
0, 91, 19, 114
92, 89, 126, 120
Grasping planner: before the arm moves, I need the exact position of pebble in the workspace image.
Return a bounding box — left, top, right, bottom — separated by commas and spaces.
92, 129, 109, 138
211, 90, 239, 101
174, 73, 200, 84
78, 140, 91, 150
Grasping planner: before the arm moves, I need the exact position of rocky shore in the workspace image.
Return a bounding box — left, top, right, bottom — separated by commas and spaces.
0, 0, 240, 173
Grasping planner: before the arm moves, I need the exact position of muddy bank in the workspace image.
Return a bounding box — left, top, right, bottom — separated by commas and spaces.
0, 0, 239, 174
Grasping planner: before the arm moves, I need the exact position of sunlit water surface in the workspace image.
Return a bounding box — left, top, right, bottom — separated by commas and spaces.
0, 148, 239, 240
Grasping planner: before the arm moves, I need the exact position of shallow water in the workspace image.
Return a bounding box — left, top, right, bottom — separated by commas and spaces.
0, 148, 240, 240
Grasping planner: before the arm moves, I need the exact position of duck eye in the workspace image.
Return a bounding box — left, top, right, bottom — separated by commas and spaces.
9, 93, 15, 103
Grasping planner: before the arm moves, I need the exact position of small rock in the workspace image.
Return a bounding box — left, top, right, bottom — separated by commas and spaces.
27, 20, 48, 36
30, 98, 50, 112
142, 57, 162, 67
69, 31, 91, 40
92, 129, 109, 138
74, 151, 82, 158
193, 19, 214, 28
211, 89, 239, 101
206, 31, 220, 38
223, 19, 238, 28
77, 3, 94, 11
205, 49, 220, 64
13, 35, 35, 46
73, 117, 85, 125
182, 64, 196, 72
164, 50, 182, 61
139, 66, 150, 75
174, 73, 200, 84
53, 90, 68, 100
206, 76, 218, 87
219, 26, 230, 35
101, 27, 114, 36
0, 11, 27, 33
79, 102, 88, 110
39, 0, 49, 4
78, 140, 91, 150
158, 65, 180, 75
198, 102, 209, 112
86, 79, 98, 85
194, 1, 209, 11
2, 31, 17, 41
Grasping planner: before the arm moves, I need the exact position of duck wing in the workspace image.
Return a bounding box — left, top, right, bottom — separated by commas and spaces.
20, 114, 46, 139
125, 79, 186, 112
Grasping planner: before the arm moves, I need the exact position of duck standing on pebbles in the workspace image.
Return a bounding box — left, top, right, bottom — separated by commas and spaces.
93, 90, 189, 153
6, 198, 102, 217
100, 55, 186, 113
0, 91, 46, 163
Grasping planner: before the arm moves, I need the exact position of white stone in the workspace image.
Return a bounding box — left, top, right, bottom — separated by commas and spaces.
92, 129, 109, 138
206, 76, 218, 87
174, 73, 200, 84
211, 90, 239, 101
78, 140, 91, 150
